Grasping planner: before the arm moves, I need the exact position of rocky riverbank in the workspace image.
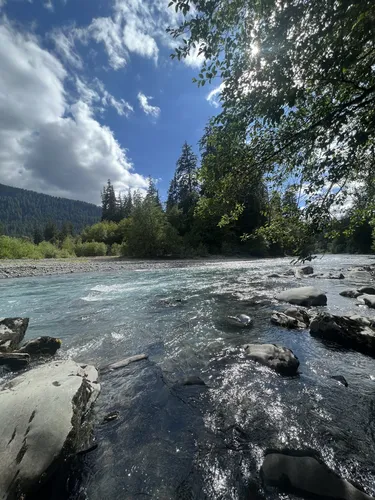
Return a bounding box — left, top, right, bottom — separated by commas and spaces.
0, 256, 251, 279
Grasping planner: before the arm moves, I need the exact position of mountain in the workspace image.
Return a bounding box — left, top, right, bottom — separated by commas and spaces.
0, 184, 102, 237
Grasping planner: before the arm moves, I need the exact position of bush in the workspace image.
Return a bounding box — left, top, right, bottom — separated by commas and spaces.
0, 236, 42, 259
74, 241, 107, 257
38, 241, 60, 258
109, 243, 121, 256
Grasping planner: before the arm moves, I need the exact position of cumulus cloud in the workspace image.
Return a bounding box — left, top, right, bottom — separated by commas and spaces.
0, 21, 147, 203
44, 0, 54, 11
137, 92, 160, 118
72, 0, 196, 70
206, 82, 224, 108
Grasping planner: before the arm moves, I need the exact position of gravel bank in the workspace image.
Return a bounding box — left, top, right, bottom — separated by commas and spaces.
0, 257, 238, 279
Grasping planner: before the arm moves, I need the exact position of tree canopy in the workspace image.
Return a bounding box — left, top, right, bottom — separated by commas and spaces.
168, 0, 375, 225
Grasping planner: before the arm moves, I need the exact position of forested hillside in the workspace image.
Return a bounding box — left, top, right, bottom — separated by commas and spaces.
0, 184, 101, 237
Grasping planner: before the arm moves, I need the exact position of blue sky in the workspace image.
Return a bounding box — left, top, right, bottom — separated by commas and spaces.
0, 0, 222, 204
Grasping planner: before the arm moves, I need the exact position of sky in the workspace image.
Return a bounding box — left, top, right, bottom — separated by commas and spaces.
0, 0, 222, 205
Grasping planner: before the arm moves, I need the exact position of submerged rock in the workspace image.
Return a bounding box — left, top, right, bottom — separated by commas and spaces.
310, 313, 375, 356
340, 289, 361, 298
261, 450, 372, 499
18, 336, 61, 356
0, 318, 29, 352
181, 376, 206, 386
0, 360, 100, 498
0, 352, 30, 370
284, 307, 311, 326
227, 314, 253, 328
331, 375, 348, 387
276, 286, 327, 307
300, 265, 314, 275
244, 344, 299, 375
101, 353, 148, 372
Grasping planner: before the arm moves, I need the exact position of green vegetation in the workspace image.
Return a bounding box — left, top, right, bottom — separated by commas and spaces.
0, 183, 101, 237
167, 0, 375, 256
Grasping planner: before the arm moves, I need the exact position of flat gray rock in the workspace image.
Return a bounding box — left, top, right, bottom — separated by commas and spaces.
261, 451, 373, 499
0, 352, 30, 371
0, 318, 29, 352
102, 353, 148, 372
310, 313, 375, 356
358, 286, 375, 295
271, 311, 303, 329
0, 360, 100, 498
276, 286, 327, 307
244, 344, 299, 375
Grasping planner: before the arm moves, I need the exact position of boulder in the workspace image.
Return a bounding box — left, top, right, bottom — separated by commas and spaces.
361, 294, 375, 309
284, 307, 311, 327
358, 286, 375, 295
276, 286, 327, 307
340, 289, 361, 298
0, 352, 30, 371
310, 313, 375, 356
300, 265, 314, 275
321, 273, 345, 280
17, 336, 61, 356
244, 344, 299, 375
261, 451, 372, 500
0, 318, 29, 352
0, 360, 100, 498
227, 314, 253, 328
271, 311, 304, 329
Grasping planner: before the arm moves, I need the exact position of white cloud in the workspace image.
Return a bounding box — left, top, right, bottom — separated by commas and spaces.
206, 82, 224, 108
0, 21, 147, 203
44, 0, 54, 12
73, 0, 196, 70
137, 92, 160, 118
50, 28, 83, 69
0, 0, 6, 10
75, 77, 133, 117
184, 44, 206, 68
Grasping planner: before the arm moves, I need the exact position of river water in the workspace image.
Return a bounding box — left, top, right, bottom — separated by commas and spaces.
1, 255, 375, 499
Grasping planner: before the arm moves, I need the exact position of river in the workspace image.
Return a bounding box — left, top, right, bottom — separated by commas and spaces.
1, 255, 375, 499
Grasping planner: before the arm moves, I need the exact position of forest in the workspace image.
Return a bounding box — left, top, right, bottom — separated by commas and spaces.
0, 0, 374, 259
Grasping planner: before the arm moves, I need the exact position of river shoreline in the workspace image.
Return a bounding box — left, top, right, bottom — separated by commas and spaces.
0, 256, 261, 279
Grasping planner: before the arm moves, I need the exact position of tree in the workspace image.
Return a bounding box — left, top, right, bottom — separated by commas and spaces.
123, 189, 133, 218
44, 221, 58, 242
168, 0, 375, 226
33, 226, 43, 245
59, 221, 74, 241
101, 180, 118, 222
146, 176, 162, 208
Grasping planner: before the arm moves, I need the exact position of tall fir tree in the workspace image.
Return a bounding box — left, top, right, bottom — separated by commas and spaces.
101, 180, 118, 222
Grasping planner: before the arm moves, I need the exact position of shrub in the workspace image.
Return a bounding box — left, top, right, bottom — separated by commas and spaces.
109, 243, 121, 256
38, 241, 60, 258
74, 241, 107, 257
0, 236, 42, 259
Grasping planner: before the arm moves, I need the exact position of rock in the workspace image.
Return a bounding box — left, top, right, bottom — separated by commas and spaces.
331, 375, 348, 387
17, 336, 62, 356
322, 273, 345, 280
0, 360, 100, 498
268, 273, 282, 278
261, 450, 372, 500
349, 315, 375, 328
227, 314, 253, 328
244, 344, 299, 375
310, 313, 375, 356
0, 352, 30, 370
361, 294, 375, 309
347, 269, 372, 282
102, 411, 120, 423
358, 286, 375, 295
0, 318, 29, 352
276, 286, 327, 307
284, 307, 311, 326
271, 311, 304, 329
300, 265, 314, 275
340, 289, 361, 298
181, 376, 206, 386
101, 353, 148, 372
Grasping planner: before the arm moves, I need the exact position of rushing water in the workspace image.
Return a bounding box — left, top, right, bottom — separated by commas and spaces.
1, 255, 375, 499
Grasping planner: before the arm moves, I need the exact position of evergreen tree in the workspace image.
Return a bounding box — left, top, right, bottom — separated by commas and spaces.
166, 174, 178, 211
33, 226, 43, 244
123, 189, 133, 218
146, 176, 162, 208
59, 221, 74, 241
44, 220, 58, 242
175, 142, 199, 211
101, 180, 118, 222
